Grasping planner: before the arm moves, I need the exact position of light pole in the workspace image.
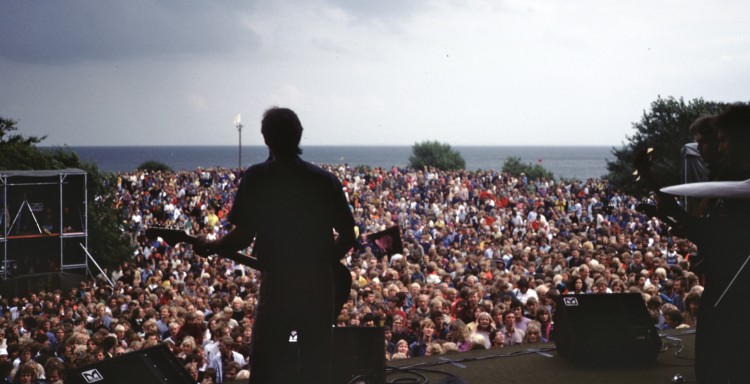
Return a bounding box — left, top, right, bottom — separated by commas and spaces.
234, 114, 243, 171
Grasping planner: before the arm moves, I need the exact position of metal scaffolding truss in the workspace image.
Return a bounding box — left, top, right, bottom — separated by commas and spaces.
0, 169, 88, 279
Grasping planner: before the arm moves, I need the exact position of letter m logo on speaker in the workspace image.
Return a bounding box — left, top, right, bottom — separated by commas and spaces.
562, 297, 579, 307
81, 369, 104, 383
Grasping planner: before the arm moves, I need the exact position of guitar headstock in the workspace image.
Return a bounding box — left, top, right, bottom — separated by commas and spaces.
632, 147, 655, 182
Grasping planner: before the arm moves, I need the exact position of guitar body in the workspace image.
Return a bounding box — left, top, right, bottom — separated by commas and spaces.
332, 263, 353, 321
145, 228, 351, 320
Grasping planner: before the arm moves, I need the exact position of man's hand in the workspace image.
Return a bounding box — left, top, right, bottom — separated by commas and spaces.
192, 236, 213, 257
655, 193, 695, 236
654, 193, 683, 221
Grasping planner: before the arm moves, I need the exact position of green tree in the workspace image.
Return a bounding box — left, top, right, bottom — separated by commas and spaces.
0, 115, 134, 269
0, 116, 44, 146
409, 140, 466, 171
605, 96, 731, 195
137, 160, 173, 172
502, 156, 554, 181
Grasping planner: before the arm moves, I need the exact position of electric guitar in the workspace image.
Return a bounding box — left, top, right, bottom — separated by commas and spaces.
634, 149, 709, 277
144, 228, 352, 319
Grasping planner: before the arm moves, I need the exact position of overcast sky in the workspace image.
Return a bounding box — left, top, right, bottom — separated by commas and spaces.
1, 0, 748, 147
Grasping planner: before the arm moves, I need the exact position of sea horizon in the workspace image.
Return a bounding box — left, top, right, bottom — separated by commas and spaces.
55, 145, 616, 181
43, 144, 620, 148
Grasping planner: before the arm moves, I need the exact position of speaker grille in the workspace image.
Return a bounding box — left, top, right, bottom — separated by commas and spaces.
553, 293, 661, 366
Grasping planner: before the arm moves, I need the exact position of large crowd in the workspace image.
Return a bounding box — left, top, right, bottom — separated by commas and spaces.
0, 164, 704, 383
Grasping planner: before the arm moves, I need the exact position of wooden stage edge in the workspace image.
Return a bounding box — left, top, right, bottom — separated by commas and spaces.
386, 330, 696, 384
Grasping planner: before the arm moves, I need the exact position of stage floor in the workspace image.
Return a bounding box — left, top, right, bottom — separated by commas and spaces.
387, 330, 695, 384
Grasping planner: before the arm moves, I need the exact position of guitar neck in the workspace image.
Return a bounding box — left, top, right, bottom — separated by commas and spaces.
634, 152, 678, 227
146, 228, 262, 271
217, 251, 262, 271
643, 173, 667, 198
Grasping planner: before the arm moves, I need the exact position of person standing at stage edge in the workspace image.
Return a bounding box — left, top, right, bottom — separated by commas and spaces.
195, 107, 356, 384
658, 103, 750, 384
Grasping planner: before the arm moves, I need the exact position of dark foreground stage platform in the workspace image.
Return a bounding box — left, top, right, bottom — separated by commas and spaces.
385, 330, 695, 384
218, 329, 695, 384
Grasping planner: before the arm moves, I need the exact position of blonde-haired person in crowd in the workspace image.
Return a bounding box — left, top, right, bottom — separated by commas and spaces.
523, 322, 543, 344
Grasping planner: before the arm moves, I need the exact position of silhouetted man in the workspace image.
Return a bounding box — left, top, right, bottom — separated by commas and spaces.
659, 103, 750, 384
196, 107, 355, 384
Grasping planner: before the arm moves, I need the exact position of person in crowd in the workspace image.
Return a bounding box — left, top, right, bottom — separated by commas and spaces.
509, 300, 530, 333
393, 339, 410, 359
11, 363, 36, 384
512, 278, 538, 304
409, 319, 436, 357
682, 291, 701, 328
500, 309, 524, 347
522, 322, 543, 344
489, 329, 505, 349
446, 320, 472, 352
471, 312, 494, 347
535, 307, 554, 343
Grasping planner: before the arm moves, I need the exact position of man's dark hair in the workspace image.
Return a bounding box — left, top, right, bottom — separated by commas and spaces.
509, 300, 523, 310
517, 278, 529, 289
502, 309, 515, 321
261, 107, 303, 156
689, 115, 717, 137
33, 333, 48, 344
362, 313, 377, 324
716, 103, 750, 139
716, 103, 750, 170
429, 310, 443, 322
664, 308, 683, 325
101, 334, 118, 351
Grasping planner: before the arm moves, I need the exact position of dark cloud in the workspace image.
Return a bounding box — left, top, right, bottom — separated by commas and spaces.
0, 1, 261, 64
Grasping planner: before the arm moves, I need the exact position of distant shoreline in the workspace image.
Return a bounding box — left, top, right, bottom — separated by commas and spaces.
41, 144, 619, 148
60, 146, 614, 180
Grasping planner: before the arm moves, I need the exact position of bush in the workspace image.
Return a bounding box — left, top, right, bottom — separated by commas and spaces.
137, 160, 173, 172
409, 141, 466, 171
502, 156, 554, 181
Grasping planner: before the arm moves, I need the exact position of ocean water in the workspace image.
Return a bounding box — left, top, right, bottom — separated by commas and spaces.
66, 146, 615, 180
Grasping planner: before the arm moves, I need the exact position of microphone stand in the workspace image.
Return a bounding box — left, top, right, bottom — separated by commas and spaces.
714, 253, 750, 308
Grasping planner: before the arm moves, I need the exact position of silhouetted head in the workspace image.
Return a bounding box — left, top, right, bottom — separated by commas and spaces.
716, 103, 750, 176
689, 115, 718, 164
261, 107, 303, 157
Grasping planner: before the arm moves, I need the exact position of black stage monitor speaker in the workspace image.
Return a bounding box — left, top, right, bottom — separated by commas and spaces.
553, 293, 661, 366
331, 327, 386, 384
67, 344, 193, 384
